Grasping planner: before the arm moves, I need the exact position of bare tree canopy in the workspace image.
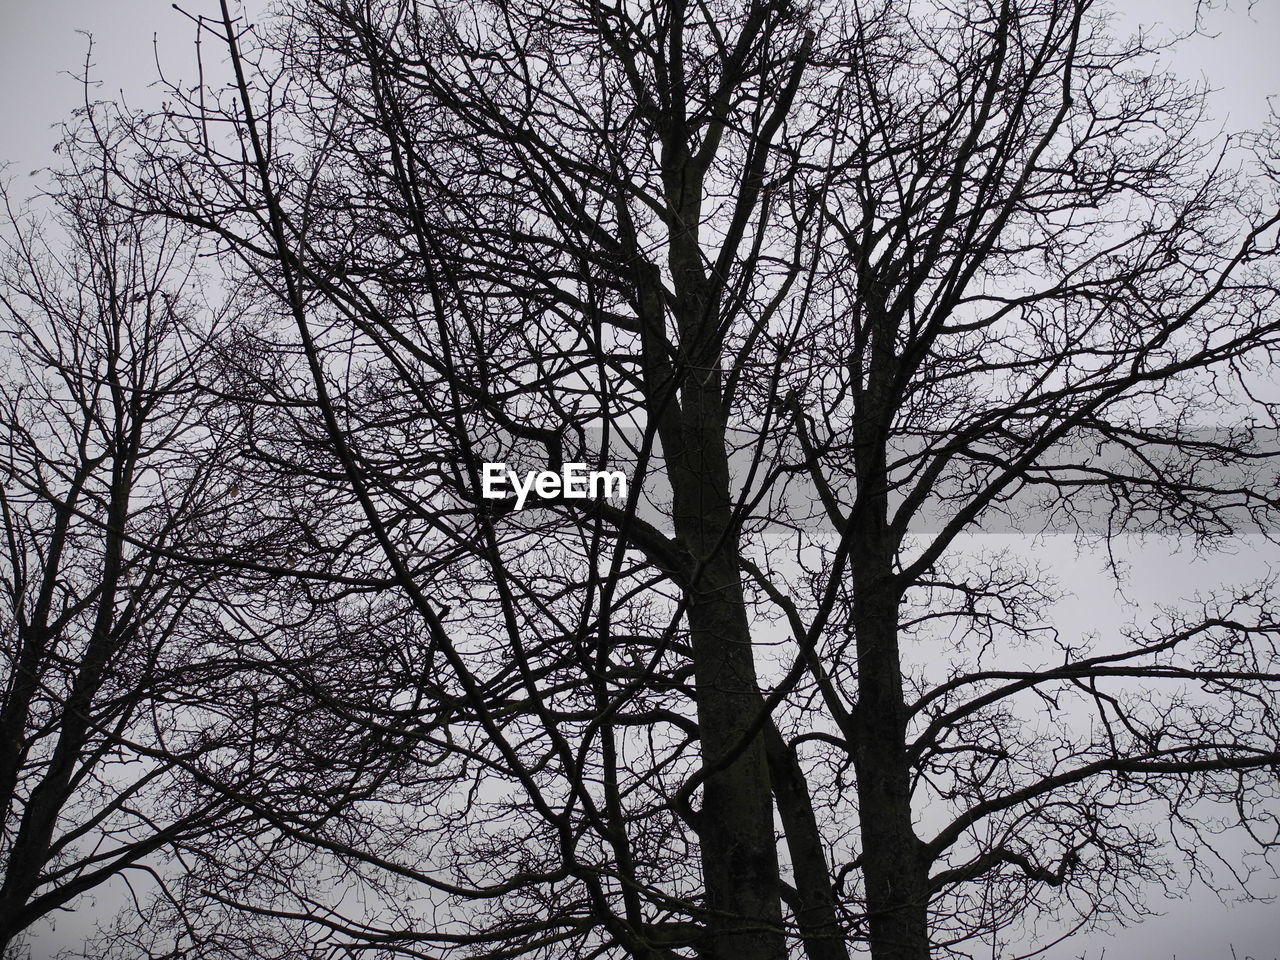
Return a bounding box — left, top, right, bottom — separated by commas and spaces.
4, 1, 1280, 959
0, 153, 243, 954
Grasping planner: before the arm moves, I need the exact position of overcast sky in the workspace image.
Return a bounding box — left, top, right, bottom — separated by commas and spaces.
1, 0, 1277, 188
2, 1, 1279, 959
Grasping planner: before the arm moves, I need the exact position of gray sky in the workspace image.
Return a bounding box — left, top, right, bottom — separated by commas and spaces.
1, 1, 1279, 959
0, 0, 259, 190
1, 0, 1277, 184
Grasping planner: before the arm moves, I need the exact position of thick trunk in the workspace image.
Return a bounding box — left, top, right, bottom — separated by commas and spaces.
625, 38, 790, 945
851, 528, 930, 960
669, 373, 786, 960
630, 100, 785, 953
685, 591, 784, 960
853, 624, 930, 959
842, 274, 932, 960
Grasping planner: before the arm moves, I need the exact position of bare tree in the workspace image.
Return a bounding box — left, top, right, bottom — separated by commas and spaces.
70, 1, 1280, 959
0, 155, 238, 953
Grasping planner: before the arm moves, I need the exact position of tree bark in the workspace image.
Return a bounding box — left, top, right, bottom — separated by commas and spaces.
852, 584, 930, 960
668, 370, 787, 960
629, 57, 788, 953
850, 463, 930, 959
847, 290, 931, 959
766, 722, 850, 960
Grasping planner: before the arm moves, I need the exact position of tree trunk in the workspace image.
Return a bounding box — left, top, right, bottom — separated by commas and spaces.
669, 370, 787, 960
766, 722, 850, 960
851, 482, 930, 960
853, 602, 930, 960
